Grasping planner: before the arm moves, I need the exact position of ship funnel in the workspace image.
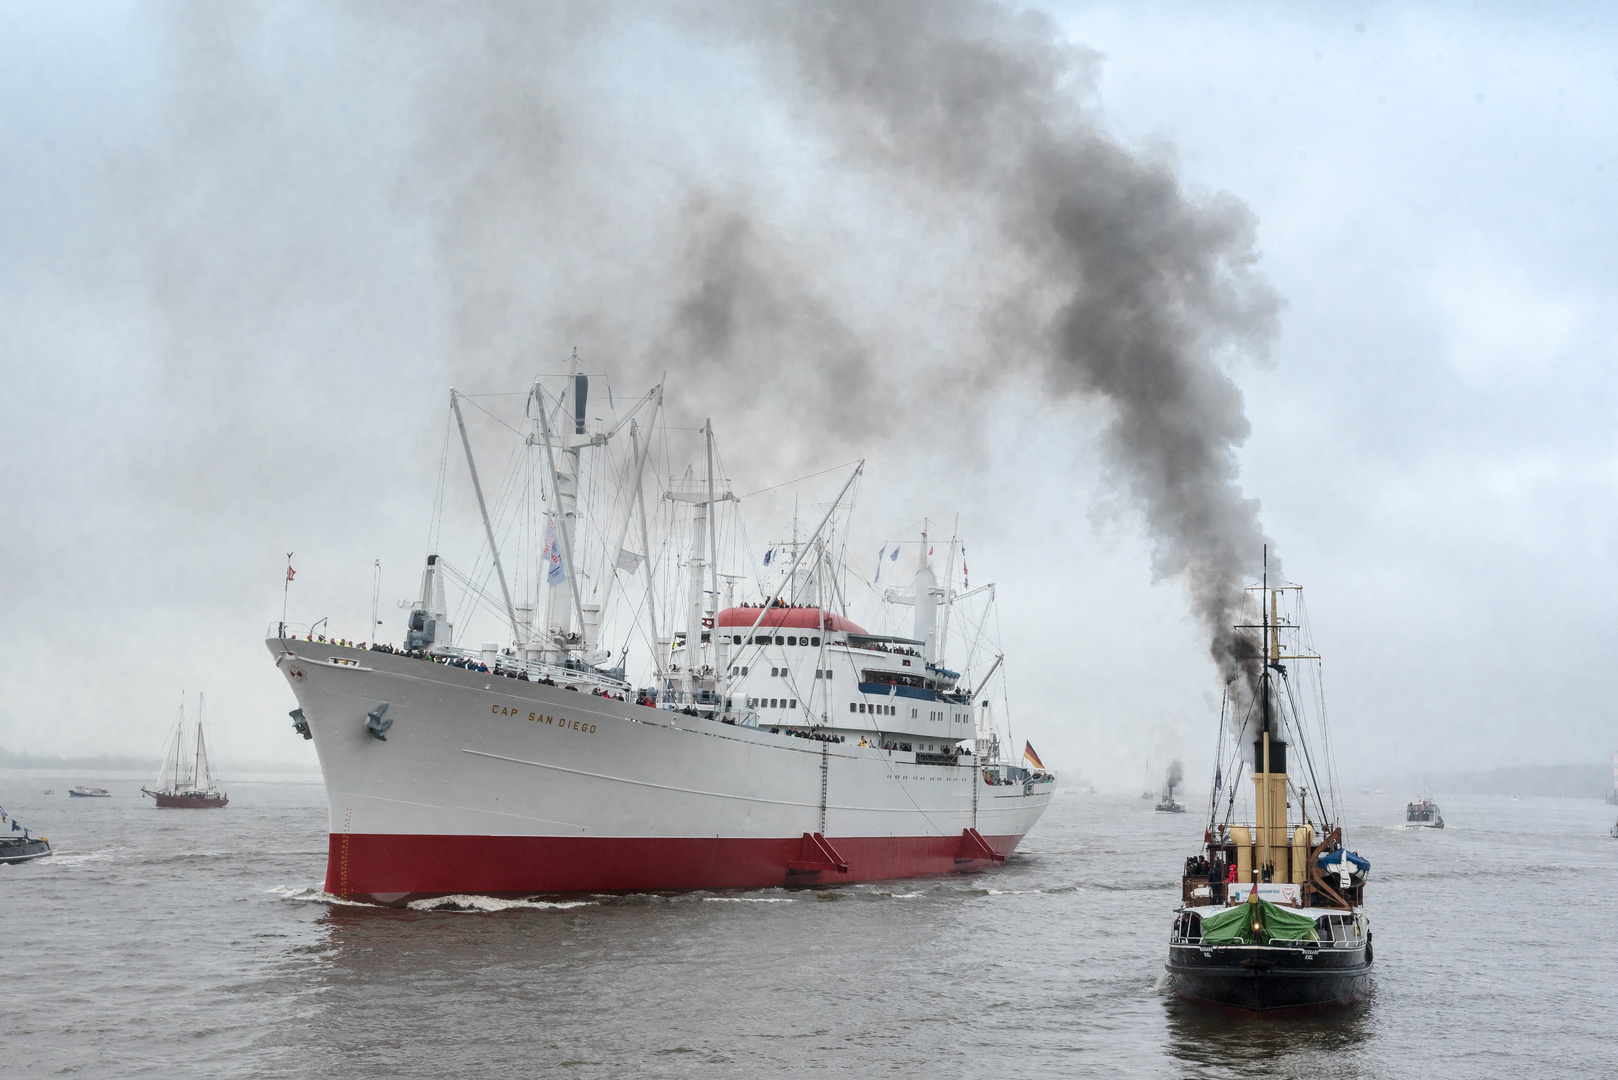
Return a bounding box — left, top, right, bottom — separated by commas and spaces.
913, 561, 938, 663
405, 555, 453, 653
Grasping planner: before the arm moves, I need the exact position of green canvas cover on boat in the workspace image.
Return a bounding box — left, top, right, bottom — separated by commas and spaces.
1197, 897, 1320, 945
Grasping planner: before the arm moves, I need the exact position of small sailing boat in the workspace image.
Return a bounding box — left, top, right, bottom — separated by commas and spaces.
1165, 550, 1372, 1013
141, 694, 228, 809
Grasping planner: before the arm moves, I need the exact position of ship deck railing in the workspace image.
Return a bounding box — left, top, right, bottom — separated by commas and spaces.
1170, 930, 1361, 949
274, 630, 634, 695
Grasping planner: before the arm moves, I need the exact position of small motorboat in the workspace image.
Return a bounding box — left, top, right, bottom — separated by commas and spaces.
1609, 819, 1617, 839
0, 806, 51, 863
68, 786, 110, 798
0, 833, 52, 863
1405, 797, 1443, 828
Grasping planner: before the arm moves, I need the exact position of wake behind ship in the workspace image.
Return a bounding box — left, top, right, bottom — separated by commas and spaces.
272, 370, 1052, 904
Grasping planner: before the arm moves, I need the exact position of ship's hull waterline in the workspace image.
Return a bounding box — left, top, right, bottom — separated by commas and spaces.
272, 639, 1051, 905
1166, 943, 1372, 1013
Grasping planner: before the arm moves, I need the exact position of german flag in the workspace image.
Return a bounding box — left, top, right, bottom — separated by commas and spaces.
1023, 742, 1046, 770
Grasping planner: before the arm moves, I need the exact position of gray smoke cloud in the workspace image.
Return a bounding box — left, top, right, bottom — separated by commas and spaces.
1164, 758, 1185, 794
130, 0, 1278, 688
717, 1, 1281, 678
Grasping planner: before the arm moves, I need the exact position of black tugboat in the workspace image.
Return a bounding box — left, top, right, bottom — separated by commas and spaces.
1166, 551, 1372, 1013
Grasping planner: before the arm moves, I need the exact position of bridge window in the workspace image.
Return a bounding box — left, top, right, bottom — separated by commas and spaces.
789, 699, 796, 708
811, 636, 821, 646
775, 636, 785, 645
787, 636, 797, 646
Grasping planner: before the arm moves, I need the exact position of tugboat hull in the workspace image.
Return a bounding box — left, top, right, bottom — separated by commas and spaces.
1167, 943, 1371, 1013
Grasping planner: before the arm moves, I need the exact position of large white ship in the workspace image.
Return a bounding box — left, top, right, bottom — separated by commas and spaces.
270, 370, 1053, 904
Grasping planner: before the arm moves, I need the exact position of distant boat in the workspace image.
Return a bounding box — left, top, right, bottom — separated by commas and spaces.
1405, 797, 1443, 828
141, 694, 228, 809
68, 786, 109, 798
1610, 819, 1617, 839
1155, 761, 1187, 812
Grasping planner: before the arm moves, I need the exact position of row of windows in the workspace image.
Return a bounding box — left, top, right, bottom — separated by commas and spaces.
748, 697, 797, 709
924, 710, 972, 724
727, 634, 822, 647
852, 703, 896, 715
731, 665, 834, 680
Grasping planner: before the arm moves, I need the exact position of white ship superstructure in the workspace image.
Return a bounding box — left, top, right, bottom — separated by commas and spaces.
271, 368, 1052, 903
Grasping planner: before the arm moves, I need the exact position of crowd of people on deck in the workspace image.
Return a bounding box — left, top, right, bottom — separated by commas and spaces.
767, 727, 846, 743
858, 642, 921, 658
291, 633, 636, 698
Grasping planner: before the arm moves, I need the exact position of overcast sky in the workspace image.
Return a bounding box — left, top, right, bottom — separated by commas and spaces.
2, 2, 1615, 791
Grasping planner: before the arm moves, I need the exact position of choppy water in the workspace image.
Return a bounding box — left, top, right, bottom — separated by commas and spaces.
4, 776, 1615, 1078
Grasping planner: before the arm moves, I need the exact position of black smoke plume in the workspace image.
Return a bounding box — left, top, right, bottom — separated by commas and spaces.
1164, 758, 1185, 796
731, 1, 1280, 679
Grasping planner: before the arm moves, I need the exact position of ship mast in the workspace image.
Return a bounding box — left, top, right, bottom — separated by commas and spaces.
172, 697, 186, 793
682, 421, 712, 702
194, 695, 212, 792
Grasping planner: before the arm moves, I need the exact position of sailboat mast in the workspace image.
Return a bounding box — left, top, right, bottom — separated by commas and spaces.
196, 695, 211, 790
173, 699, 185, 792
192, 696, 204, 792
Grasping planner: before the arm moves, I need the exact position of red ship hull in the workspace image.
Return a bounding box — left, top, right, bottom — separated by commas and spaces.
145, 790, 228, 809
323, 830, 1021, 905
